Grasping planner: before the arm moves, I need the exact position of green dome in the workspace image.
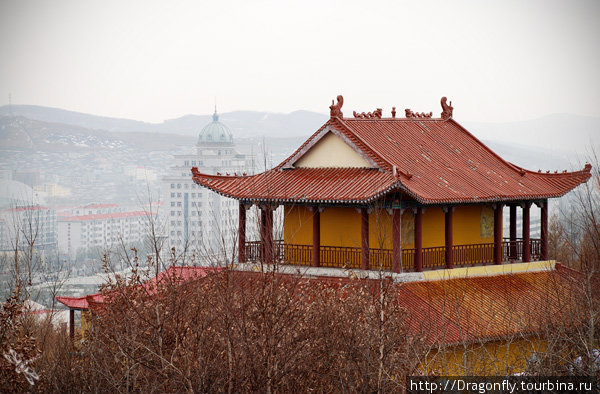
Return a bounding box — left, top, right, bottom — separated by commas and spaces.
197, 109, 233, 145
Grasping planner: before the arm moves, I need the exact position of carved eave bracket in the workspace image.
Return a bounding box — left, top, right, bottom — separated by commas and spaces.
440, 96, 453, 119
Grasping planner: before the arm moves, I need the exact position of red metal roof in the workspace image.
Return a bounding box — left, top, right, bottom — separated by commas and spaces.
56, 295, 94, 310
398, 266, 590, 345
57, 263, 596, 346
56, 266, 220, 310
191, 103, 591, 204
192, 167, 396, 204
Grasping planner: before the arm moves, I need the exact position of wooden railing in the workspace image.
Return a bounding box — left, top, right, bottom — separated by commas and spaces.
502, 238, 541, 261
453, 242, 494, 267
244, 238, 542, 272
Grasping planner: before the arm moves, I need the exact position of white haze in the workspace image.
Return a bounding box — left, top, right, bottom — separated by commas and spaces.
0, 0, 599, 128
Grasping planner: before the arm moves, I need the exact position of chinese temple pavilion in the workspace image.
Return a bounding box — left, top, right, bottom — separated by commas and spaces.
191, 96, 591, 273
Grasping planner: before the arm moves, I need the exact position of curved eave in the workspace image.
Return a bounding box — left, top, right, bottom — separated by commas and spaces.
395, 163, 592, 205
192, 162, 591, 206
191, 166, 397, 205
56, 295, 89, 310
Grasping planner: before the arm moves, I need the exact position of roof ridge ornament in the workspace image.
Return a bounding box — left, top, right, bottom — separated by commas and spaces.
405, 109, 432, 119
353, 108, 382, 119
329, 95, 344, 118
441, 96, 453, 119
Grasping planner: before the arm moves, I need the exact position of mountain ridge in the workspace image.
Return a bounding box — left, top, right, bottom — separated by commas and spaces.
0, 104, 597, 166
0, 104, 329, 138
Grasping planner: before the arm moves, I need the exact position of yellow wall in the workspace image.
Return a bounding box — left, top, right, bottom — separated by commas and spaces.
294, 132, 371, 168
80, 310, 92, 340
321, 207, 361, 247
283, 205, 313, 245
284, 206, 391, 249
368, 209, 392, 250
391, 205, 494, 249
284, 204, 494, 249
424, 338, 545, 376
421, 207, 445, 248
456, 205, 494, 245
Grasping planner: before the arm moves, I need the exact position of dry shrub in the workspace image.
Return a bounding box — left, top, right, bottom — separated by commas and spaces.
51, 268, 422, 393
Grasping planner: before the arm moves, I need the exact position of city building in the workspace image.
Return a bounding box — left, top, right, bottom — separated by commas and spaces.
57, 203, 148, 260
0, 205, 57, 252
192, 95, 591, 271
0, 179, 44, 209
162, 108, 253, 258
33, 182, 72, 198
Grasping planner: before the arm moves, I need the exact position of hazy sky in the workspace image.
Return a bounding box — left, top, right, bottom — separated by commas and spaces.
1, 0, 599, 123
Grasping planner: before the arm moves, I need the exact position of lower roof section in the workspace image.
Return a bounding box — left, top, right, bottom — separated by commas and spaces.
192, 167, 397, 204
56, 266, 219, 310
57, 261, 599, 347
191, 164, 592, 205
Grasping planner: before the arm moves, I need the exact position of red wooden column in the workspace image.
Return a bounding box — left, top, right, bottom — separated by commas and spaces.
266, 207, 274, 263
522, 202, 531, 262
238, 202, 247, 263
361, 208, 369, 270
260, 208, 266, 261
261, 205, 273, 264
392, 207, 402, 273
312, 207, 320, 268
509, 205, 517, 260
69, 309, 75, 340
414, 207, 423, 272
540, 199, 548, 260
493, 204, 503, 265
444, 206, 454, 269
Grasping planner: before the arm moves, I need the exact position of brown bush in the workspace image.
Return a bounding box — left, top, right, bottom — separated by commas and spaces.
35, 268, 421, 393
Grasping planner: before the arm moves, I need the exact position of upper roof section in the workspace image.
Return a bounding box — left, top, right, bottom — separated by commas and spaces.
197, 107, 234, 146
192, 96, 592, 205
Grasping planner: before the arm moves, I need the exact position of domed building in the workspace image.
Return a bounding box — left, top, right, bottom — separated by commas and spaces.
197, 110, 234, 146
162, 108, 254, 258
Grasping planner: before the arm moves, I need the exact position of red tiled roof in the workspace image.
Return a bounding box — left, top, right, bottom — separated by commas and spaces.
192, 167, 396, 204
398, 267, 589, 345
192, 109, 591, 204
57, 263, 597, 346
56, 266, 220, 310
56, 295, 94, 310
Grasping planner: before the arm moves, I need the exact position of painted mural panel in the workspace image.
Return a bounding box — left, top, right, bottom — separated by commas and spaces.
480, 206, 494, 239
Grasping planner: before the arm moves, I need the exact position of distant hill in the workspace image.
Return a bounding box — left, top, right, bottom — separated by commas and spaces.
483, 140, 577, 173
0, 105, 329, 138
0, 116, 194, 152
462, 114, 599, 155
1, 104, 597, 171
162, 110, 329, 139
0, 105, 153, 133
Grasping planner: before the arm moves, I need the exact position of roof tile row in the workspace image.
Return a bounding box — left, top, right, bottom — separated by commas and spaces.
192, 114, 591, 204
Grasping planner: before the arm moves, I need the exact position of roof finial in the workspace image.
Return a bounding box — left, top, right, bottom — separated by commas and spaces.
441, 96, 453, 119
329, 95, 344, 118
